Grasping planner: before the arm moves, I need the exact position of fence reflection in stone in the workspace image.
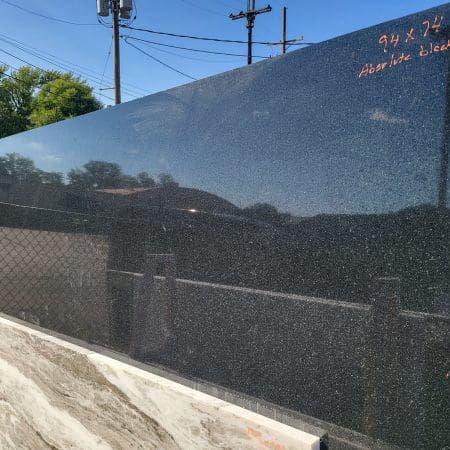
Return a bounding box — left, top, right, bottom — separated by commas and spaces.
0, 203, 139, 346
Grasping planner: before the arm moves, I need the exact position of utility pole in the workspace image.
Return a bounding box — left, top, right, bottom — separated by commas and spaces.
112, 0, 121, 105
229, 1, 272, 65
267, 6, 304, 55
97, 0, 133, 105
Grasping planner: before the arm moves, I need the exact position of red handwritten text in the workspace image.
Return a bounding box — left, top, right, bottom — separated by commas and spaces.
358, 14, 447, 79
246, 427, 286, 450
377, 15, 445, 53
422, 15, 444, 37
419, 40, 450, 57
358, 52, 412, 78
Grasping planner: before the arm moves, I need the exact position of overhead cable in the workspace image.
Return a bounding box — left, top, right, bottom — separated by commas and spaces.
1, 0, 100, 26
123, 39, 198, 81
0, 37, 141, 99
121, 24, 315, 46
99, 38, 113, 89
0, 33, 147, 95
0, 48, 115, 102
0, 69, 19, 81
123, 35, 269, 59
179, 0, 225, 17
125, 40, 248, 63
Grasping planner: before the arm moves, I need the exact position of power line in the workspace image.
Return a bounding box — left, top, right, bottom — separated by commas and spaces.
92, 91, 115, 102
123, 35, 269, 59
216, 0, 242, 6
0, 72, 28, 83
0, 47, 115, 102
0, 47, 42, 71
123, 40, 198, 81
0, 62, 58, 88
125, 40, 245, 63
0, 38, 137, 98
121, 24, 313, 45
1, 0, 100, 26
2, 0, 312, 48
0, 59, 19, 71
0, 37, 142, 99
100, 38, 113, 89
0, 68, 19, 81
0, 65, 114, 102
179, 0, 225, 17
0, 33, 147, 95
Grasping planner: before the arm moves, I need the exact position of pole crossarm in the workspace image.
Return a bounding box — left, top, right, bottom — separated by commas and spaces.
266, 37, 304, 47
229, 1, 272, 64
229, 6, 272, 21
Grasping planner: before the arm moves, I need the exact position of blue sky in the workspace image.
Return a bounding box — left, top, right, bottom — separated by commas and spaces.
0, 0, 448, 105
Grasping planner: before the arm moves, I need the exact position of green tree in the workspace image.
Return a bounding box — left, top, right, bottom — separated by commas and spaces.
67, 161, 177, 190
0, 66, 102, 138
157, 173, 179, 188
119, 175, 141, 188
38, 170, 64, 186
137, 171, 156, 187
68, 160, 124, 189
0, 66, 42, 138
0, 153, 63, 185
30, 74, 102, 127
0, 152, 37, 182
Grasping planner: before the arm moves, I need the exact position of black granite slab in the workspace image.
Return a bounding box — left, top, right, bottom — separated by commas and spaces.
0, 4, 449, 449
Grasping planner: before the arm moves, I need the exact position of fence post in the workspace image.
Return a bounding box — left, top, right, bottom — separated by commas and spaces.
107, 269, 141, 351
128, 253, 176, 360
363, 277, 401, 441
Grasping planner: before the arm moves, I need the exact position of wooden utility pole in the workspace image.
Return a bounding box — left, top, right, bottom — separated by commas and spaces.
282, 6, 287, 54
266, 6, 304, 55
229, 1, 272, 65
111, 0, 121, 105
97, 0, 133, 104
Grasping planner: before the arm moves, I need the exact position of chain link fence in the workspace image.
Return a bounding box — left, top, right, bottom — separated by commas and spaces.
0, 225, 110, 342
0, 201, 153, 346
1, 198, 449, 348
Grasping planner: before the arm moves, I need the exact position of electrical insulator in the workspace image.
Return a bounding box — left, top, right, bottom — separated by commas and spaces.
97, 0, 110, 16
119, 0, 132, 19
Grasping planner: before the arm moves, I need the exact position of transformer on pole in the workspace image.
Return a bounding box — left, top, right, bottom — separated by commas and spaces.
97, 0, 110, 17
119, 0, 133, 20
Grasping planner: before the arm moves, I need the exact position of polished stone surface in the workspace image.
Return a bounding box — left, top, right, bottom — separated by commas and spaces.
0, 226, 110, 342
0, 316, 320, 450
0, 4, 448, 449
0, 5, 448, 311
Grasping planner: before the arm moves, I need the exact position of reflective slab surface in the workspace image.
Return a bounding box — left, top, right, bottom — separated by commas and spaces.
0, 4, 449, 449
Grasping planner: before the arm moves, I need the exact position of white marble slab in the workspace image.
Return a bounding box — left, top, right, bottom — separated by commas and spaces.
0, 316, 320, 450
